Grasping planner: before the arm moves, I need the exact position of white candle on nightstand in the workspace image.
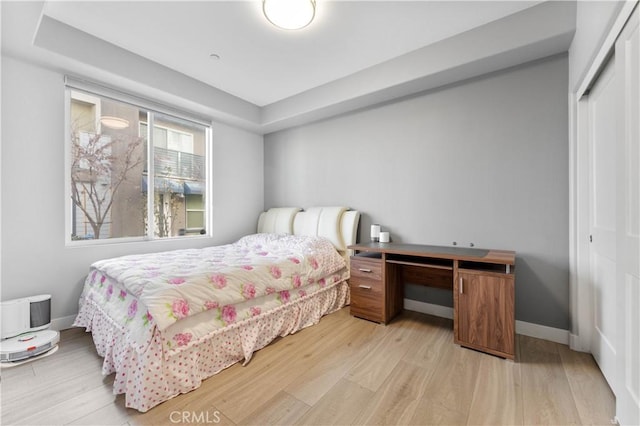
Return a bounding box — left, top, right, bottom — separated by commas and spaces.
370, 224, 380, 242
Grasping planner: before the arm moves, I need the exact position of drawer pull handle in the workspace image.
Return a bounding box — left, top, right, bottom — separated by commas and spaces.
358, 285, 372, 290
358, 268, 373, 273
459, 277, 463, 294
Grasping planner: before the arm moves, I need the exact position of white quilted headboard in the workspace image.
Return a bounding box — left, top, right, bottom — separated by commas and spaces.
256, 207, 301, 235
257, 207, 360, 254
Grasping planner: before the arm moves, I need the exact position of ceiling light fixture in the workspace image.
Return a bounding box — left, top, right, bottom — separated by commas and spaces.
100, 116, 129, 130
263, 0, 316, 30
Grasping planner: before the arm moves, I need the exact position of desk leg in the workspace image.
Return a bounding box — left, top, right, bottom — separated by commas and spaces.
453, 260, 460, 344
385, 262, 404, 323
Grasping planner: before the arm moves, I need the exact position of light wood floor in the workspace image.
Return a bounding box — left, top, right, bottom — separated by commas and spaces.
1, 308, 615, 426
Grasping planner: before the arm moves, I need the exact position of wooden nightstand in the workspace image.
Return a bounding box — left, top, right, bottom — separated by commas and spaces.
349, 254, 385, 323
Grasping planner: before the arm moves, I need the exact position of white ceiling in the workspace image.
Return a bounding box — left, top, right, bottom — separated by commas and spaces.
1, 1, 576, 133
41, 1, 543, 106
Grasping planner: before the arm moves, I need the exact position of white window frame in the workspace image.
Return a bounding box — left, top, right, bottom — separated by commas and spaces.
64, 77, 212, 246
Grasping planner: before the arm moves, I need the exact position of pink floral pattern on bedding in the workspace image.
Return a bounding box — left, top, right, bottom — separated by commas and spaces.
74, 279, 350, 412
76, 262, 348, 357
161, 268, 348, 352
73, 233, 352, 412
88, 233, 346, 331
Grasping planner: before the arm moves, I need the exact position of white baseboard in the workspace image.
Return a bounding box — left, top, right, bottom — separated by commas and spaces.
51, 315, 77, 331
515, 319, 569, 345
404, 298, 569, 345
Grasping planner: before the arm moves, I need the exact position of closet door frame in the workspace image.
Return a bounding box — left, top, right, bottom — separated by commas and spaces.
570, 2, 639, 424
570, 0, 636, 353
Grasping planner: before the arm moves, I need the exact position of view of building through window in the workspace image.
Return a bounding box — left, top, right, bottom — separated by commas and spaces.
69, 89, 209, 242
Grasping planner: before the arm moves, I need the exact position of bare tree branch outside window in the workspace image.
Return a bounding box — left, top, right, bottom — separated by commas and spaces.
70, 128, 144, 239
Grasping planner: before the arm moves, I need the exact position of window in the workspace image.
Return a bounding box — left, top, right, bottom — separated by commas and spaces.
67, 82, 210, 243
186, 194, 205, 232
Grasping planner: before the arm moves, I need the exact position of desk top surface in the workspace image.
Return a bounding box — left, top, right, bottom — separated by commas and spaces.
348, 242, 515, 265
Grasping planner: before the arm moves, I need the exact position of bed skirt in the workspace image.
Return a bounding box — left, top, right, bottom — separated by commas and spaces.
75, 280, 350, 412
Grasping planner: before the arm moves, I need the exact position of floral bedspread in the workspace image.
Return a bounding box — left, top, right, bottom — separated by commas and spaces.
86, 233, 346, 331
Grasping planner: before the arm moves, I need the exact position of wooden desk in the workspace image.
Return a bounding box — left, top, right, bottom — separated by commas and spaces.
348, 242, 516, 359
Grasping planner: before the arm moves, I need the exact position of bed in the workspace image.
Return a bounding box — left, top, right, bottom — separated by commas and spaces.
73, 206, 360, 412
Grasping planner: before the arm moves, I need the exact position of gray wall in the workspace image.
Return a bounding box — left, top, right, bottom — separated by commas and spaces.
265, 54, 570, 330
0, 56, 264, 323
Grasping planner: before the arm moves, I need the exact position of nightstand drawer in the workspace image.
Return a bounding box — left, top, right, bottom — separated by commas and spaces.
350, 278, 383, 322
350, 257, 382, 281
349, 276, 382, 293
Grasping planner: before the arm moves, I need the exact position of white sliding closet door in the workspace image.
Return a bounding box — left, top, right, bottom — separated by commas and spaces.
576, 3, 639, 424
587, 55, 618, 393
615, 6, 640, 425
584, 5, 640, 424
